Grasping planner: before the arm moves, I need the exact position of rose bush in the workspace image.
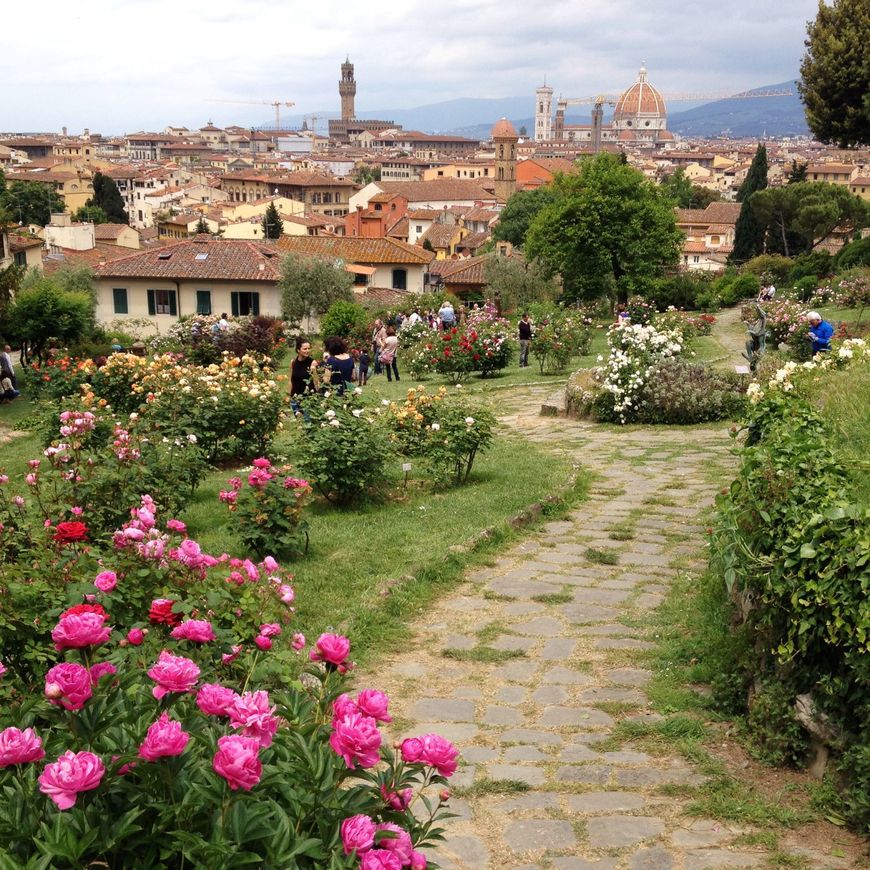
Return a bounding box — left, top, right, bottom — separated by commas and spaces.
529, 308, 593, 375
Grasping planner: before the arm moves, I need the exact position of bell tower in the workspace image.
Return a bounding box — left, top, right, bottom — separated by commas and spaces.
491, 118, 519, 203
339, 57, 356, 122
534, 83, 553, 141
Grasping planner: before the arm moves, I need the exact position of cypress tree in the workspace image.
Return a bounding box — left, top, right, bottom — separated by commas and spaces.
261, 202, 282, 240
730, 144, 768, 265
194, 217, 210, 235
89, 172, 128, 224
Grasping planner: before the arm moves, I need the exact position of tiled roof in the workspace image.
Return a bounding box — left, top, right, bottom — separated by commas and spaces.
92, 238, 281, 281
705, 224, 732, 234
419, 223, 461, 249
276, 235, 434, 265
376, 179, 496, 203
462, 207, 500, 223
8, 234, 42, 251
43, 242, 145, 275
220, 169, 356, 188
676, 202, 741, 226
460, 231, 490, 250
407, 209, 444, 220
359, 286, 417, 307
386, 216, 409, 239
434, 256, 487, 285
93, 224, 133, 240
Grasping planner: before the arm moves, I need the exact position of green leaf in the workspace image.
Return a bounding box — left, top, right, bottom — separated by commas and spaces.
799, 543, 817, 559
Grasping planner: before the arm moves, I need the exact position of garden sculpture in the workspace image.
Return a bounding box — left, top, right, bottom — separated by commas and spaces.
743, 303, 768, 372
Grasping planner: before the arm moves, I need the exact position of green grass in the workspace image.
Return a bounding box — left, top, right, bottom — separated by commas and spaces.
607, 524, 635, 541
454, 778, 530, 798
531, 590, 573, 605
585, 547, 619, 565
442, 647, 525, 663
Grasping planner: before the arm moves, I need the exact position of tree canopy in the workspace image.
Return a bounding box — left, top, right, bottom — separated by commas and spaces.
278, 253, 354, 330
492, 186, 559, 247
0, 170, 65, 226
660, 169, 722, 209
798, 0, 870, 147
261, 203, 283, 240
87, 172, 127, 223
730, 144, 769, 265
73, 204, 110, 224
483, 254, 560, 313
524, 154, 681, 302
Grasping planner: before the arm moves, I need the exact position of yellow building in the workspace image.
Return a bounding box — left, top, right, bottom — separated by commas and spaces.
849, 176, 870, 201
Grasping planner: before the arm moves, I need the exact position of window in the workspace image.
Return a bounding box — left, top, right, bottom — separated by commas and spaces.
353, 272, 367, 286
374, 203, 382, 211
196, 290, 212, 315
147, 289, 177, 316
13, 251, 27, 267
693, 255, 700, 264
391, 268, 407, 291
231, 291, 260, 316
112, 288, 128, 314
416, 225, 423, 234
194, 252, 208, 260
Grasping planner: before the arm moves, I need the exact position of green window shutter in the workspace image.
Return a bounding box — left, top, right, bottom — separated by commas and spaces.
147, 289, 156, 316
252, 293, 260, 316
113, 288, 128, 314
231, 292, 239, 317
168, 291, 177, 317
196, 290, 211, 315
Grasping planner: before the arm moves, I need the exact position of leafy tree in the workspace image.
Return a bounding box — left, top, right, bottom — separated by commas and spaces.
5, 279, 94, 364
0, 177, 64, 226
0, 264, 24, 329
833, 236, 870, 271
750, 182, 868, 257
261, 203, 282, 240
492, 186, 559, 247
73, 204, 109, 224
482, 254, 559, 312
798, 0, 870, 147
730, 144, 769, 264
278, 253, 353, 330
194, 217, 210, 235
319, 300, 370, 345
87, 172, 127, 223
787, 159, 808, 184
421, 238, 434, 252
660, 168, 694, 207
524, 153, 681, 302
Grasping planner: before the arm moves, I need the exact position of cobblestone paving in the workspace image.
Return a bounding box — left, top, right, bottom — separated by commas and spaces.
357, 398, 855, 870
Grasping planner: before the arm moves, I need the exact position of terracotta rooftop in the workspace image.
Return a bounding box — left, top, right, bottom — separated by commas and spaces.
419, 223, 462, 249
676, 202, 741, 226
276, 235, 434, 265
428, 255, 488, 285
93, 224, 134, 240
376, 179, 496, 203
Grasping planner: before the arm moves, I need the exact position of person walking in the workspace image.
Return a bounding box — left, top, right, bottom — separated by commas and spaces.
380, 326, 400, 382
518, 313, 532, 368
371, 319, 387, 375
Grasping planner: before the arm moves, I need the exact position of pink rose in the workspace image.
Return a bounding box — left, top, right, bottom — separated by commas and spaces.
166, 519, 186, 533
310, 633, 351, 670
380, 784, 413, 811
247, 468, 272, 488
213, 734, 262, 791
45, 663, 93, 711
360, 851, 402, 870
123, 527, 145, 542
333, 693, 358, 718
357, 689, 391, 723
227, 691, 279, 747
170, 619, 216, 643
405, 734, 458, 778
329, 711, 381, 770
0, 727, 46, 767
89, 662, 118, 685
196, 683, 238, 717
254, 635, 272, 651
51, 612, 111, 651
279, 584, 295, 604
261, 556, 279, 572
147, 650, 200, 700
291, 632, 305, 651
38, 750, 105, 810
138, 712, 190, 761
252, 457, 271, 469
375, 824, 413, 864
127, 628, 145, 646
341, 813, 376, 855
258, 623, 281, 638
94, 571, 117, 593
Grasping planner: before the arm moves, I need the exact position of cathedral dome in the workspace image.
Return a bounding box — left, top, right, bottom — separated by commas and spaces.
491, 117, 519, 139
614, 66, 667, 119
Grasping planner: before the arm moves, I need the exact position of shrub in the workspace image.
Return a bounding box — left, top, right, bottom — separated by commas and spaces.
529, 308, 593, 374
319, 301, 371, 350
289, 391, 394, 504
833, 236, 870, 272
715, 272, 760, 307
220, 459, 312, 559
157, 315, 290, 366
648, 272, 716, 310
652, 309, 716, 342
742, 254, 794, 285
625, 295, 656, 324
790, 274, 820, 303
789, 250, 832, 284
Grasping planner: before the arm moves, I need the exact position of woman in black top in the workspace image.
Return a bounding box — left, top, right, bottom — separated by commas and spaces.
324, 336, 355, 395
290, 337, 319, 413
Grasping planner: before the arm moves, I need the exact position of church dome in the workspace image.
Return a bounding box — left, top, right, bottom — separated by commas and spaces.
491, 117, 519, 139
614, 66, 667, 119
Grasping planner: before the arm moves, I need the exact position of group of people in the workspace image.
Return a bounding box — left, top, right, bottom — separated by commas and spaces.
1, 345, 20, 403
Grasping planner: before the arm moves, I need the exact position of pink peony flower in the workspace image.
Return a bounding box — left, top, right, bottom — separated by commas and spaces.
291, 632, 306, 651
329, 711, 381, 770
258, 623, 281, 638
45, 663, 93, 711
247, 468, 273, 488
375, 824, 413, 864
166, 519, 186, 533
310, 633, 351, 670
278, 584, 295, 604
221, 644, 243, 665
89, 662, 117, 685
333, 693, 358, 718
212, 734, 262, 791
51, 612, 111, 651
254, 635, 272, 651
360, 851, 402, 870
170, 619, 216, 643
410, 852, 427, 870
401, 734, 458, 778
147, 650, 200, 700
94, 571, 117, 593
0, 727, 46, 767
341, 813, 376, 855
127, 628, 145, 646
357, 689, 391, 723
380, 784, 413, 811
261, 556, 279, 572
196, 683, 238, 717
0, 661, 6, 678
219, 490, 238, 505
252, 457, 271, 469
229, 476, 242, 491
228, 691, 279, 747
138, 712, 190, 762
38, 750, 105, 810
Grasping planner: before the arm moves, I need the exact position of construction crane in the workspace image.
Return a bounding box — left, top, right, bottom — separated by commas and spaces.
554, 88, 793, 152
205, 99, 296, 130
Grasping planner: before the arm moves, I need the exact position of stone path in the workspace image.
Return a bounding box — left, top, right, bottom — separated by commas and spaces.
356, 398, 856, 869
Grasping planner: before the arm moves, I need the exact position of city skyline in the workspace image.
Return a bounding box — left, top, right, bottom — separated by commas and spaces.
1, 0, 819, 134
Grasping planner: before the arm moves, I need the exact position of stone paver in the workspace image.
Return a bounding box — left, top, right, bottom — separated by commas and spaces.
352, 396, 854, 869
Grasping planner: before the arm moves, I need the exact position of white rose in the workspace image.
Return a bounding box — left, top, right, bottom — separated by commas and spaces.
352, 409, 363, 417
465, 417, 475, 425
329, 418, 341, 427
354, 387, 363, 395
431, 422, 441, 431
325, 409, 336, 419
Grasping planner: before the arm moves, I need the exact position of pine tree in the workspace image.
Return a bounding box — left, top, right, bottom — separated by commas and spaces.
730, 144, 768, 265
787, 160, 808, 184
261, 202, 282, 240
88, 172, 127, 223
194, 217, 210, 235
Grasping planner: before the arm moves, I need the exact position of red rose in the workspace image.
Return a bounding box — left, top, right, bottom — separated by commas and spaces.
53, 521, 88, 545
61, 603, 108, 621
149, 598, 181, 626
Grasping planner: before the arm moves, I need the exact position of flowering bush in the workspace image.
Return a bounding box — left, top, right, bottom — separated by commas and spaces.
593, 322, 684, 424
652, 308, 716, 341
220, 458, 312, 559
529, 308, 593, 374
746, 299, 806, 350
0, 605, 456, 866
625, 295, 657, 325
289, 391, 395, 505
156, 313, 290, 365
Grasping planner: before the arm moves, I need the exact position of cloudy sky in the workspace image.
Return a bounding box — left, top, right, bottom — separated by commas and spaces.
1, 0, 818, 134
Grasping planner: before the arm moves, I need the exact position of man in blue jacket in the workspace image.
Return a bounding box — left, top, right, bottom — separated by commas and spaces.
806, 311, 834, 354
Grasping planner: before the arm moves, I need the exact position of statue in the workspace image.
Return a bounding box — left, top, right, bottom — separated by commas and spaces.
743, 303, 768, 372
